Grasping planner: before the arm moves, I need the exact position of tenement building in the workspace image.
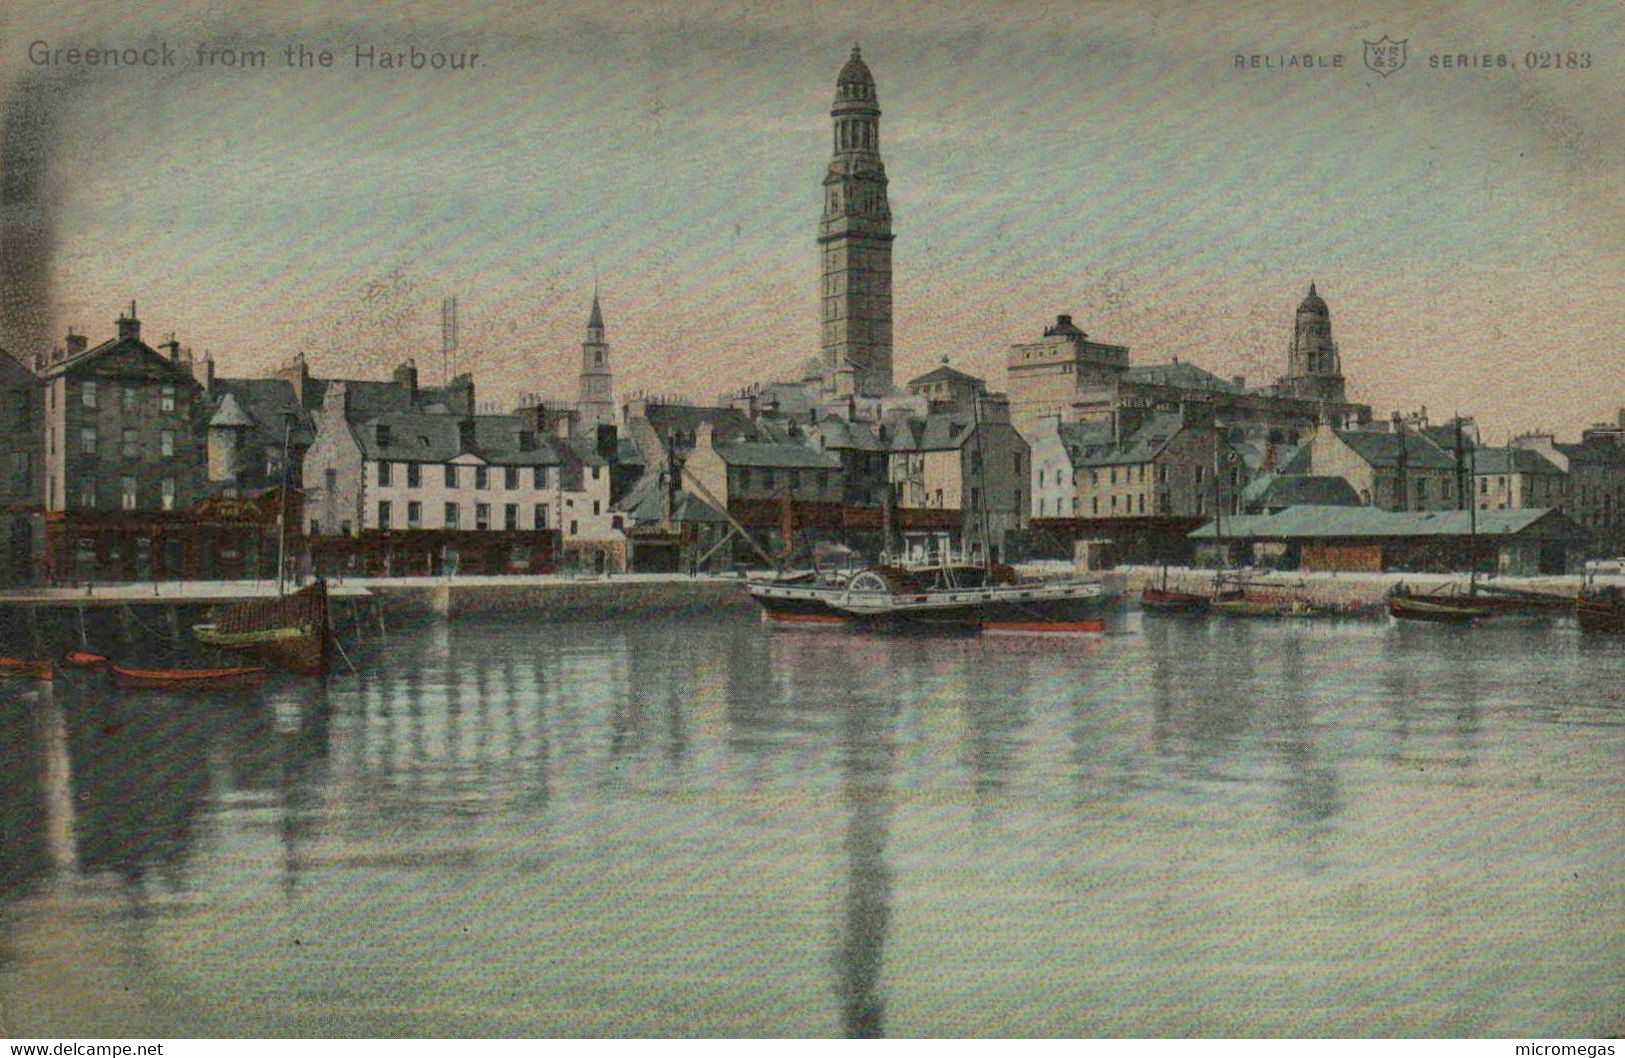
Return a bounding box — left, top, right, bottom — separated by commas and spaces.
0, 351, 42, 583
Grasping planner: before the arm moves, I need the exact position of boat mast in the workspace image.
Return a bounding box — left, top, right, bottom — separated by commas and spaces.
970, 392, 994, 573
275, 411, 294, 597
1212, 423, 1225, 572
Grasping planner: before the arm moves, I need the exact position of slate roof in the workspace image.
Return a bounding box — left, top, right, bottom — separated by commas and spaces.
713, 440, 841, 469
906, 363, 984, 389
1190, 505, 1583, 539
39, 334, 200, 385
1556, 441, 1625, 469
353, 412, 558, 466
617, 471, 731, 525
1247, 474, 1363, 509
812, 416, 888, 452
206, 378, 315, 447
1471, 447, 1564, 476
1048, 413, 1185, 468
1122, 362, 1240, 393
641, 404, 755, 444
1334, 429, 1458, 470
305, 376, 466, 416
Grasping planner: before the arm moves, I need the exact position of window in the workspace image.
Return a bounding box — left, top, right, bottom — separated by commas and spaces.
445, 465, 459, 488
444, 502, 460, 529
407, 501, 422, 528
325, 468, 337, 493
309, 519, 320, 535
764, 469, 776, 488
378, 500, 391, 528
1013, 453, 1022, 474
78, 482, 96, 508
1092, 496, 1099, 515
160, 429, 174, 457
160, 478, 175, 511
475, 503, 490, 530
532, 466, 546, 489
591, 466, 601, 481
970, 487, 980, 510
476, 466, 490, 490
505, 467, 519, 490
1480, 477, 1488, 494
1072, 497, 1080, 515
1110, 469, 1117, 485
504, 504, 519, 530
570, 520, 578, 536
534, 503, 548, 529
82, 381, 97, 408
122, 428, 139, 458
378, 461, 392, 486
121, 476, 137, 510
79, 426, 97, 455
1111, 495, 1118, 511
739, 468, 752, 490
121, 385, 136, 411
790, 470, 802, 490
407, 463, 421, 488
340, 520, 351, 536
160, 385, 176, 412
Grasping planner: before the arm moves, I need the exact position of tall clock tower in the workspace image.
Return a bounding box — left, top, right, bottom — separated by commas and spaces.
819, 46, 895, 398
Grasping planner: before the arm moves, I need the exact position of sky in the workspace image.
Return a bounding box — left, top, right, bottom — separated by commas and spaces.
0, 0, 1619, 442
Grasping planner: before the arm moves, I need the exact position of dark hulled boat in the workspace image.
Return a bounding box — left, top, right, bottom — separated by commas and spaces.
193, 578, 331, 675
1387, 594, 1491, 624
1577, 585, 1625, 634
1139, 586, 1212, 614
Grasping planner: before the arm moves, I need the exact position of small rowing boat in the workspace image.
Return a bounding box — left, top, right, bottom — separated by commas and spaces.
0, 657, 53, 681
110, 664, 268, 690
62, 650, 110, 669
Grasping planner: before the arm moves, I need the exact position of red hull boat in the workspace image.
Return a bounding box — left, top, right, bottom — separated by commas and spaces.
111, 664, 268, 690
0, 657, 54, 681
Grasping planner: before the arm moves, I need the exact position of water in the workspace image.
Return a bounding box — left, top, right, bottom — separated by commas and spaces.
1, 612, 1620, 1037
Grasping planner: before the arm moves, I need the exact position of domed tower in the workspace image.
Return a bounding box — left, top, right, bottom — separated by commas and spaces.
819, 45, 895, 398
1281, 282, 1346, 403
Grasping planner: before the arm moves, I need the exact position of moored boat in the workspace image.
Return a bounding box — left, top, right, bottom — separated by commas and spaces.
193, 578, 331, 675
62, 650, 110, 669
110, 664, 268, 690
1387, 594, 1492, 624
1576, 585, 1625, 634
748, 562, 1110, 634
0, 657, 54, 681
1139, 586, 1212, 614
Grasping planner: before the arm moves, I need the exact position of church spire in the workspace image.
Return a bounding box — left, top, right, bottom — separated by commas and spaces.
577, 288, 614, 432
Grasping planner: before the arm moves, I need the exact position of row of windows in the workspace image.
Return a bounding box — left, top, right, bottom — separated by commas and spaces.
73, 476, 177, 511
358, 500, 622, 534
733, 467, 838, 491
72, 380, 178, 412
77, 426, 177, 458
373, 462, 587, 490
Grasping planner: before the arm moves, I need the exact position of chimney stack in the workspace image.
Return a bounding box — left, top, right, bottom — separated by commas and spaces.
65, 328, 87, 357
393, 359, 419, 401
116, 302, 140, 342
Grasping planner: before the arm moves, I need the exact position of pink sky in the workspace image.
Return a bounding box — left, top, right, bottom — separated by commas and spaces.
1, 0, 1619, 442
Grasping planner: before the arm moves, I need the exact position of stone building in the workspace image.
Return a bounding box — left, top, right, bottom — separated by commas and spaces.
818, 46, 895, 398
1004, 287, 1372, 442
1030, 411, 1245, 522
0, 351, 42, 584
1283, 424, 1459, 511
1470, 446, 1567, 511
1511, 432, 1625, 545
39, 306, 204, 516
301, 390, 564, 575
887, 409, 1029, 563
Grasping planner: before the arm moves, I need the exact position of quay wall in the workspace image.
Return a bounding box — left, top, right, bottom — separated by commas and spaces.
360, 575, 757, 621
1116, 566, 1598, 607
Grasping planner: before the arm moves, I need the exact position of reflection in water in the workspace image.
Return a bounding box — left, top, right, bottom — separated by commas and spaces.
0, 614, 1617, 1037
0, 687, 52, 894
834, 698, 895, 1038
65, 685, 214, 887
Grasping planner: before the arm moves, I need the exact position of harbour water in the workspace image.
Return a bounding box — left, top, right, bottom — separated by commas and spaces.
1, 611, 1620, 1037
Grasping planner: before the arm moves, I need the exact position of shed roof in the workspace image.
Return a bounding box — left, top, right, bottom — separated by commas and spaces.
1190, 505, 1582, 539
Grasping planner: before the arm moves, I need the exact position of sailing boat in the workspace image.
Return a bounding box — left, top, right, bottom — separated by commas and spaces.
1387, 416, 1496, 625
193, 413, 332, 674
